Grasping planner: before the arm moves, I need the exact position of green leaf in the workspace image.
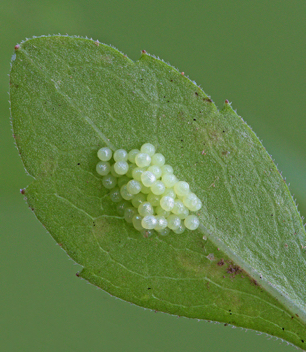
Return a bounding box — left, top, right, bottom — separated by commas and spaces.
10, 36, 306, 350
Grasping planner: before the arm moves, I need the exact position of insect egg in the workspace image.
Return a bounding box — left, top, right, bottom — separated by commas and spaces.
102, 175, 117, 189
118, 176, 131, 188
97, 147, 112, 161
132, 167, 145, 181
114, 161, 129, 175
132, 214, 144, 231
128, 149, 140, 163
124, 207, 138, 223
184, 215, 200, 230
151, 153, 165, 167
173, 224, 186, 234
135, 153, 151, 168
158, 227, 170, 236
160, 196, 175, 211
155, 215, 168, 231
114, 149, 128, 162
110, 164, 121, 177
138, 202, 154, 217
147, 165, 162, 179
174, 181, 190, 197
97, 144, 202, 237
142, 215, 157, 229
109, 187, 123, 203
162, 174, 178, 188
155, 206, 170, 218
96, 161, 111, 176
147, 193, 161, 206
141, 171, 156, 187
163, 188, 176, 199
140, 143, 156, 156
167, 215, 181, 230
116, 201, 130, 216
127, 180, 142, 195
172, 200, 185, 215
150, 180, 166, 195
140, 184, 151, 194
161, 164, 173, 175
126, 163, 136, 178
131, 193, 147, 208
120, 185, 134, 200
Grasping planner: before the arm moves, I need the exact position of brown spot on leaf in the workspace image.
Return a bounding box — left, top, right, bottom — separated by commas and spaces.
226, 264, 242, 275
203, 98, 212, 103
217, 259, 225, 266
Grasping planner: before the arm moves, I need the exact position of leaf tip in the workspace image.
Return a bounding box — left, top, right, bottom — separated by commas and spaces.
20, 188, 25, 195
141, 49, 147, 54
14, 44, 20, 50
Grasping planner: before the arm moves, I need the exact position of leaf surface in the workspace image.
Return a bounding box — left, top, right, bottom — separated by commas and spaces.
10, 36, 306, 349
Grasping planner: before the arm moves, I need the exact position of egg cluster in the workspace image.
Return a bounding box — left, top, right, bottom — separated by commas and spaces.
96, 143, 202, 237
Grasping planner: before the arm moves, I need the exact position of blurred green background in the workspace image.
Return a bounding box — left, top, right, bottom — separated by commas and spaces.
1, 1, 305, 351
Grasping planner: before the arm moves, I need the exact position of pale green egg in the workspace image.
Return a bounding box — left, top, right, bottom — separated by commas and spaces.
116, 201, 130, 216
114, 161, 129, 175
155, 215, 168, 231
118, 176, 130, 188
114, 149, 128, 162
147, 193, 161, 207
162, 174, 178, 188
147, 165, 162, 179
162, 188, 176, 199
97, 147, 112, 161
109, 187, 123, 203
132, 214, 143, 231
128, 149, 140, 163
102, 175, 117, 189
141, 215, 157, 229
96, 161, 111, 176
167, 214, 181, 230
184, 215, 200, 230
110, 164, 121, 178
140, 183, 151, 194
161, 164, 173, 175
173, 224, 186, 234
120, 184, 134, 200
141, 171, 156, 187
131, 193, 147, 208
138, 202, 154, 217
155, 206, 170, 218
132, 167, 145, 181
151, 153, 165, 167
124, 207, 138, 223
150, 180, 165, 195
140, 143, 156, 157
127, 179, 142, 195
126, 163, 136, 178
160, 196, 175, 211
172, 200, 185, 215
135, 153, 151, 167
174, 181, 190, 197
158, 227, 170, 236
